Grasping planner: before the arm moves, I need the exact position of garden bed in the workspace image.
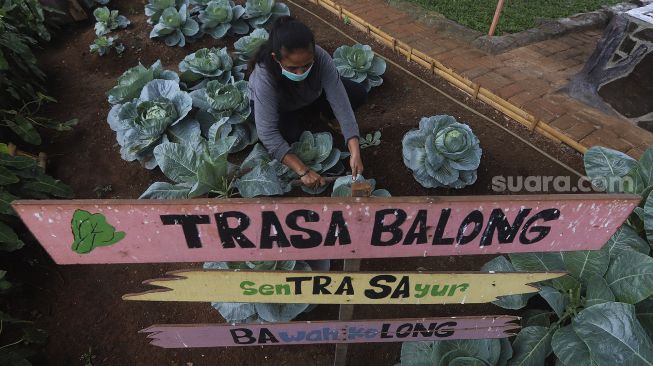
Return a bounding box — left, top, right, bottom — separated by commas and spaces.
20, 0, 586, 364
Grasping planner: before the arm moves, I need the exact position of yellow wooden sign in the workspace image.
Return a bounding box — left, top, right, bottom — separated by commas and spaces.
123, 270, 564, 305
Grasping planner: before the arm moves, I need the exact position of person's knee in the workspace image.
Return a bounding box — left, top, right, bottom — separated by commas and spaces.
344, 79, 368, 110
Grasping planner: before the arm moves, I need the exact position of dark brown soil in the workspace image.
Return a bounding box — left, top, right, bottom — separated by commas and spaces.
599, 52, 653, 129
12, 0, 584, 365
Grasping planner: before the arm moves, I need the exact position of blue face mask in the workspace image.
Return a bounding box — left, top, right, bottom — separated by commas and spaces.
279, 62, 313, 82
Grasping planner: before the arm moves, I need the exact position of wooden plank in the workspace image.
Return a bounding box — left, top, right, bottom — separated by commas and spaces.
141, 316, 520, 348
122, 270, 564, 304
13, 194, 638, 264
334, 259, 361, 366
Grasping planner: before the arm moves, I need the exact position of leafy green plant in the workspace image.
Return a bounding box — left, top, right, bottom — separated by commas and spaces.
107, 79, 193, 169
203, 260, 329, 322
145, 0, 187, 24
232, 143, 292, 198
140, 135, 237, 199
197, 0, 249, 39
0, 150, 73, 250
149, 4, 199, 47
190, 79, 250, 129
233, 28, 268, 63
331, 175, 390, 197
242, 0, 289, 29
106, 60, 179, 105
0, 22, 42, 104
92, 6, 129, 36
359, 130, 381, 149
398, 338, 513, 366
0, 300, 48, 365
234, 132, 349, 196
402, 115, 482, 189
208, 118, 258, 154
583, 145, 653, 238
1, 0, 54, 42
333, 44, 386, 92
478, 248, 653, 366
471, 142, 653, 366
1, 93, 78, 145
0, 148, 61, 364
89, 35, 125, 56
179, 47, 245, 89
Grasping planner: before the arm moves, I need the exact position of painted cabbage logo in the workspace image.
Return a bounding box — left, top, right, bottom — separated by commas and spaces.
71, 210, 126, 254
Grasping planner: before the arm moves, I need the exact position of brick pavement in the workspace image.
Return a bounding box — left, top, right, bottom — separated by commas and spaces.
321, 0, 653, 158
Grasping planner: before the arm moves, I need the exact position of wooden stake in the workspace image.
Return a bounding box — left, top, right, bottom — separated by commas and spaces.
351, 182, 372, 197
67, 0, 87, 21
333, 258, 361, 366
488, 0, 505, 36
38, 152, 47, 170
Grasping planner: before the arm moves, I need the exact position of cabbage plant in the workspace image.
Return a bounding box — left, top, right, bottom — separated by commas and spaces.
149, 4, 199, 47
402, 115, 482, 189
331, 175, 390, 197
93, 6, 130, 36
107, 60, 179, 105
233, 28, 268, 63
145, 0, 188, 24
179, 47, 244, 89
191, 79, 251, 129
89, 36, 124, 56
208, 119, 258, 153
197, 0, 249, 39
399, 338, 513, 366
243, 0, 289, 29
107, 79, 193, 169
333, 44, 386, 92
203, 260, 330, 323
140, 134, 236, 199
235, 132, 348, 196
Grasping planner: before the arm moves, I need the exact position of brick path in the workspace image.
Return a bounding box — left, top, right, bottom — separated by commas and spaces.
324, 0, 653, 158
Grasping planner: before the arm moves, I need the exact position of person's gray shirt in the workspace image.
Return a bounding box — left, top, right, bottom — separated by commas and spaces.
248, 45, 360, 162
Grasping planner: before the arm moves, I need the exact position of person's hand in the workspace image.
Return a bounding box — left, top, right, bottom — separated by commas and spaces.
350, 152, 364, 180
301, 170, 326, 189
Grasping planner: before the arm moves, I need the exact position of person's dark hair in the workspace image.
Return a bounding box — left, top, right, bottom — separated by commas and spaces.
249, 16, 315, 80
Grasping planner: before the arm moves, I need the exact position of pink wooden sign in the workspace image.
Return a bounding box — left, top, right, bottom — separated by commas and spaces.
141, 316, 520, 348
13, 194, 638, 264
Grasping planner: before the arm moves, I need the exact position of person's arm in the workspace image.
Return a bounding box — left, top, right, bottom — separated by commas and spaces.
317, 46, 364, 179
252, 69, 325, 188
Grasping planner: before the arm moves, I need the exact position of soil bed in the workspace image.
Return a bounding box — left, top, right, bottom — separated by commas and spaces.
19, 0, 584, 364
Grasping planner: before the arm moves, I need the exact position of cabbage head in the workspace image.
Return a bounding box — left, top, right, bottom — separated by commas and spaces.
402, 115, 482, 189
197, 0, 249, 39
93, 7, 130, 36
145, 0, 188, 24
191, 79, 251, 130
333, 44, 386, 92
207, 118, 258, 154
107, 79, 193, 169
203, 260, 330, 323
243, 0, 289, 29
179, 47, 244, 89
149, 4, 199, 47
331, 175, 390, 197
107, 60, 179, 105
233, 28, 268, 63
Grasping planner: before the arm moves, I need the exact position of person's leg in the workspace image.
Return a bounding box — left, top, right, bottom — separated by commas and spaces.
318, 77, 368, 118
278, 109, 306, 144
